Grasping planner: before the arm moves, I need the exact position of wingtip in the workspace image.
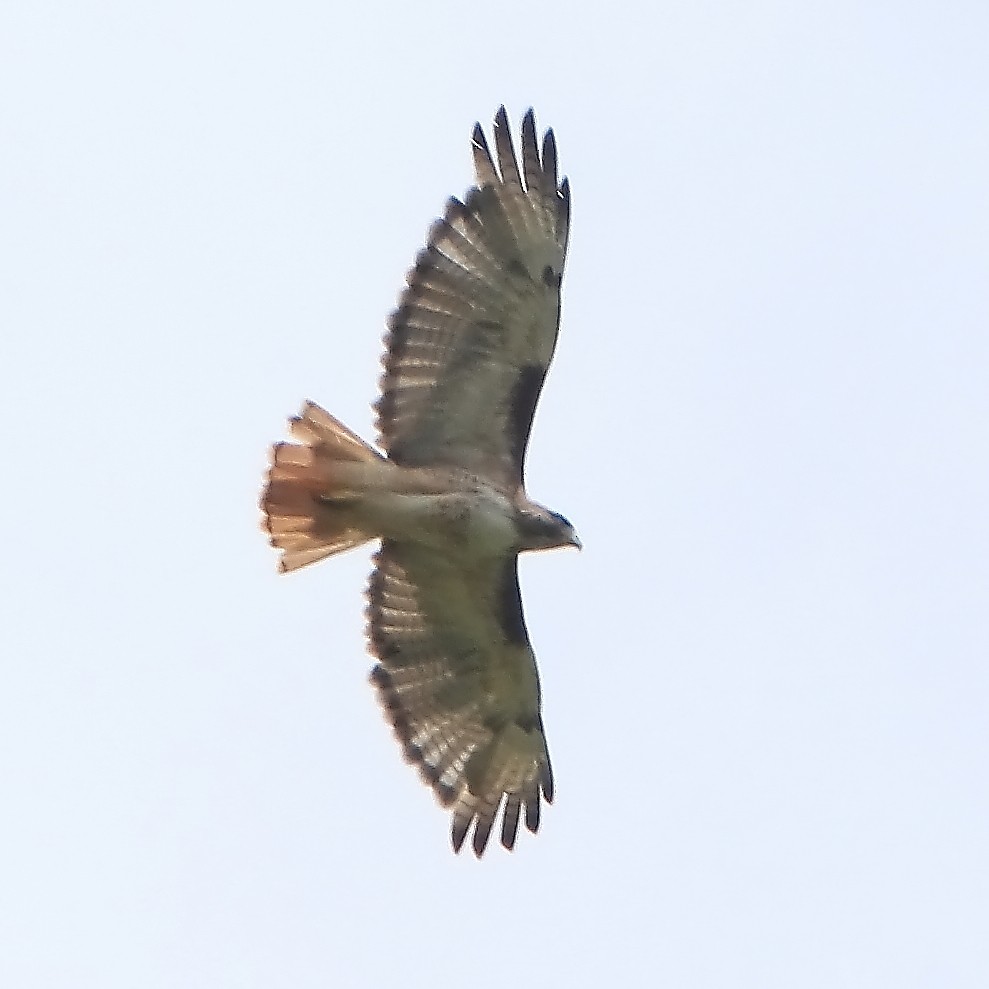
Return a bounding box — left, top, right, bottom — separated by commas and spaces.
451, 815, 469, 854
558, 175, 572, 220
472, 819, 493, 857
543, 126, 557, 161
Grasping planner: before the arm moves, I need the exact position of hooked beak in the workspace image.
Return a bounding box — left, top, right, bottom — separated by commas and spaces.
569, 532, 583, 551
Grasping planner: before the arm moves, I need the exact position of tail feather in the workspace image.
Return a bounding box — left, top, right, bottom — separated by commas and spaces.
287, 400, 380, 460
261, 401, 386, 573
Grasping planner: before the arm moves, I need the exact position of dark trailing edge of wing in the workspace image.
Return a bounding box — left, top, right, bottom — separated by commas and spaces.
365, 547, 461, 808
368, 663, 458, 807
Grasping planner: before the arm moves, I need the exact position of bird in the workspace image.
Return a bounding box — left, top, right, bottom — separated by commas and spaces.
260, 107, 578, 856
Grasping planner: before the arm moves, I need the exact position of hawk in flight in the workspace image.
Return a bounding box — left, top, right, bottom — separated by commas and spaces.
261, 108, 578, 856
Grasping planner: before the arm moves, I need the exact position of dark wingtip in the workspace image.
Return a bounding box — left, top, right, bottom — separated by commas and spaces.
542, 128, 558, 185
501, 795, 522, 850
451, 815, 469, 854
542, 760, 555, 804
558, 176, 572, 228
472, 817, 493, 857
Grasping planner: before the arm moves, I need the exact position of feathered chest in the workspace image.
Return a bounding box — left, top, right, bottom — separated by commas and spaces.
361, 472, 519, 559
432, 485, 519, 557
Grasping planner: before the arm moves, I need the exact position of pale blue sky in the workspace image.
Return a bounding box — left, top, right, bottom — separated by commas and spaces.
2, 2, 988, 987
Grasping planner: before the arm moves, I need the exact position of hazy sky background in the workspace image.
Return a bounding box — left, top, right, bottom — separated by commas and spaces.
3, 2, 987, 986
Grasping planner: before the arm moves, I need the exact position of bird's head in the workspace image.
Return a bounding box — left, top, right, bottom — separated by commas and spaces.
516, 503, 582, 552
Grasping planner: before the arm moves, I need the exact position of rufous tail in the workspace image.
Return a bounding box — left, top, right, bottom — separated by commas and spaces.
261, 401, 388, 572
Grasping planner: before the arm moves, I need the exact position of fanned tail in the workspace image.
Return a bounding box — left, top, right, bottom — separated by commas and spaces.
261, 401, 387, 572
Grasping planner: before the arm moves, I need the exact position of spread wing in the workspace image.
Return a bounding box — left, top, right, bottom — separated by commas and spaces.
375, 107, 571, 489
366, 541, 554, 856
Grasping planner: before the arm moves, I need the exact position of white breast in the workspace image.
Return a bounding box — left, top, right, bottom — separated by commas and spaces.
459, 485, 518, 556
363, 482, 517, 558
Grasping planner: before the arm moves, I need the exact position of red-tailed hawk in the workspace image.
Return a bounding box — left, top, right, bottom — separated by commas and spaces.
261, 107, 578, 856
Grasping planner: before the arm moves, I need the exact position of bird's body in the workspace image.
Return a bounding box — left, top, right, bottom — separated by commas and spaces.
261, 108, 577, 856
366, 470, 520, 560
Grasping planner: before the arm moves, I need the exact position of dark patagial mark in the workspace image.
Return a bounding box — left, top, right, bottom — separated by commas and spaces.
496, 557, 529, 644
541, 264, 560, 288
507, 363, 547, 471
